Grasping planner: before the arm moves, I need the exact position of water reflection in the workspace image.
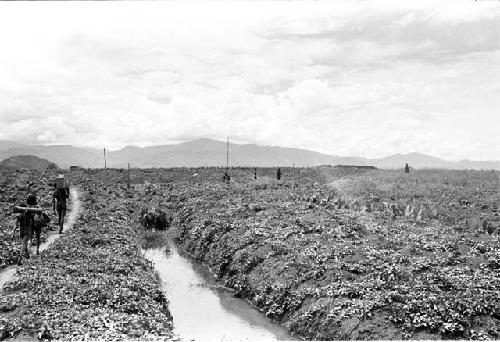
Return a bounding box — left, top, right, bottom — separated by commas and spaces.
144, 244, 295, 342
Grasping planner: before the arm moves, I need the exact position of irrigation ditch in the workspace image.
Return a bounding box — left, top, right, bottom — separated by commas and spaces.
143, 239, 295, 341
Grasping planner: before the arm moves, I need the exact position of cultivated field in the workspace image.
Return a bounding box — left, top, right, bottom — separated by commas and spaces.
0, 169, 173, 340
0, 166, 499, 340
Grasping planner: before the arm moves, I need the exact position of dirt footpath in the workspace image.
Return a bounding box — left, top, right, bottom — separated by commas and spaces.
0, 188, 82, 292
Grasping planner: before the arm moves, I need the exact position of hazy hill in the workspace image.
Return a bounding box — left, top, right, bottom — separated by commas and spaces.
374, 152, 455, 169
0, 155, 58, 170
0, 139, 498, 170
106, 139, 334, 168
0, 143, 102, 168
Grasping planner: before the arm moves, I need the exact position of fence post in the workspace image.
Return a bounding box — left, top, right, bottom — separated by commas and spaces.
128, 163, 131, 188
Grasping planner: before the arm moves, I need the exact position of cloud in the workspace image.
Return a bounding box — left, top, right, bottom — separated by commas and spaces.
0, 1, 498, 160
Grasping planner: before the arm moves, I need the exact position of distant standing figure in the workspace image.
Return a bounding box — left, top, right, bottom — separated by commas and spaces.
53, 174, 70, 234
277, 168, 281, 181
404, 163, 410, 174
254, 168, 257, 180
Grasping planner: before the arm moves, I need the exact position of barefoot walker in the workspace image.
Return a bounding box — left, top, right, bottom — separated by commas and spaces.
53, 174, 70, 234
11, 194, 37, 265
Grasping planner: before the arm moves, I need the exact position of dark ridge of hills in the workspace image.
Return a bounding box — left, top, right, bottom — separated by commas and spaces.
0, 139, 498, 170
0, 155, 58, 170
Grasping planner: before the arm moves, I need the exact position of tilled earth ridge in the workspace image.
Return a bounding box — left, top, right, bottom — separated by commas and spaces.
0, 173, 173, 341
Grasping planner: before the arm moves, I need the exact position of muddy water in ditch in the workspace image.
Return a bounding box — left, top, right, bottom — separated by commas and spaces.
144, 244, 296, 341
0, 188, 81, 291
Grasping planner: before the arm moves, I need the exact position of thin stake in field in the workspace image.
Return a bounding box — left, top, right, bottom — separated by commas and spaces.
128, 163, 131, 188
226, 136, 229, 171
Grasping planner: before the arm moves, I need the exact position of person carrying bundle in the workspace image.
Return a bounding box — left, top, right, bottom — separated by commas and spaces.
11, 194, 38, 265
53, 174, 70, 234
12, 194, 51, 257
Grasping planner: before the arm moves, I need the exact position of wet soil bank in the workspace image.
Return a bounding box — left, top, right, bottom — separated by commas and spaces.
168, 180, 499, 341
171, 201, 395, 340
144, 241, 295, 341
0, 184, 173, 340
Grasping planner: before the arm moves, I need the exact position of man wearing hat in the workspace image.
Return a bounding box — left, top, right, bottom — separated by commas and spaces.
53, 174, 70, 234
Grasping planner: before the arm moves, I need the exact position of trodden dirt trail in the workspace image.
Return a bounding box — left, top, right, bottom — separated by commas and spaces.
0, 188, 82, 291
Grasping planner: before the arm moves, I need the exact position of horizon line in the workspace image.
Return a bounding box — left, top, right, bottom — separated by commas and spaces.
0, 138, 498, 163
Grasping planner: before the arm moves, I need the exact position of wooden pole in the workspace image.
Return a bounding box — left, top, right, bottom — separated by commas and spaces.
127, 163, 130, 188
226, 137, 229, 170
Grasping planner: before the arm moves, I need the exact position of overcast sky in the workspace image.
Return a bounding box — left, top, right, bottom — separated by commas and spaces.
0, 1, 499, 160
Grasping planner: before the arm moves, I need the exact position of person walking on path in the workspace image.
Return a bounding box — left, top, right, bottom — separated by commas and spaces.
53, 174, 70, 234
11, 194, 37, 265
277, 167, 281, 181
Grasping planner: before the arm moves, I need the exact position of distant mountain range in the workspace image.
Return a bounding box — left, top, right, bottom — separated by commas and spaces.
0, 139, 499, 170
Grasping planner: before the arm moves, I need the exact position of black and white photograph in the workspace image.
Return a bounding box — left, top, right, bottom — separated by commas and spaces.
0, 0, 499, 340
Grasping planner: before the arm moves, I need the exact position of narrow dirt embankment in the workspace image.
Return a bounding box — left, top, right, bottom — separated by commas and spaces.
0, 182, 173, 341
